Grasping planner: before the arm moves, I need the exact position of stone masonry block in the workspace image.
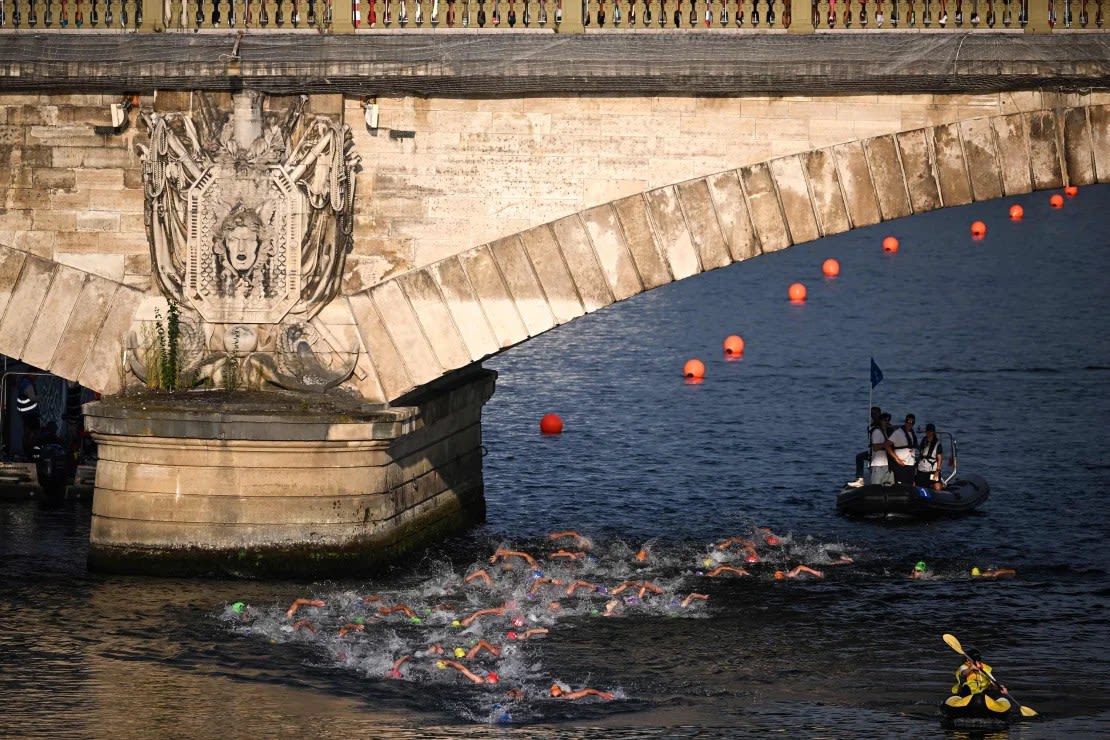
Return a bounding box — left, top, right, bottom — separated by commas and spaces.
487, 235, 557, 337
348, 291, 414, 402
992, 113, 1033, 196
428, 257, 499, 362
611, 195, 673, 290
803, 149, 851, 238
705, 171, 761, 261
458, 246, 528, 349
370, 280, 444, 388
0, 254, 54, 359
896, 129, 942, 214
579, 204, 643, 302
0, 247, 28, 319
958, 118, 1004, 203
863, 135, 912, 221
644, 186, 701, 279
517, 224, 585, 325
739, 163, 790, 254
1062, 107, 1096, 187
832, 140, 882, 229
674, 180, 732, 272
46, 275, 116, 382
769, 155, 821, 246
76, 285, 143, 393
21, 266, 87, 370
1026, 110, 1064, 191
550, 215, 612, 315
931, 122, 974, 207
397, 269, 472, 372
1091, 106, 1110, 184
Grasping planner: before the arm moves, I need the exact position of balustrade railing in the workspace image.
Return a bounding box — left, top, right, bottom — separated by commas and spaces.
0, 0, 1096, 29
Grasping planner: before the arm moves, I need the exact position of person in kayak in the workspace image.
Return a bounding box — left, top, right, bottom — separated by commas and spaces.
952, 648, 1008, 698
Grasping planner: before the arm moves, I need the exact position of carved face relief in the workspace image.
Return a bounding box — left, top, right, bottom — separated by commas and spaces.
219, 211, 266, 274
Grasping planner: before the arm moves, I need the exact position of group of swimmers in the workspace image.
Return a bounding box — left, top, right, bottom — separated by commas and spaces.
224, 527, 1017, 721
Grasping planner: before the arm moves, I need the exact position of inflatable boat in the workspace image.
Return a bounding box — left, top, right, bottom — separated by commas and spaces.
837, 474, 990, 518
939, 692, 1018, 730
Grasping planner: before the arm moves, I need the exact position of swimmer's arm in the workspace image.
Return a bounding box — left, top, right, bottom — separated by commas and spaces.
610, 581, 636, 595
681, 593, 709, 607
519, 627, 549, 639
564, 688, 614, 701
285, 598, 326, 619
465, 569, 493, 585
466, 639, 502, 659
439, 659, 486, 684
338, 622, 365, 636
565, 579, 596, 595
461, 607, 506, 627
291, 618, 318, 633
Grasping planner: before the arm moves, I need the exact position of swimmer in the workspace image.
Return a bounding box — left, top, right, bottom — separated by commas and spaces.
337, 622, 366, 637
489, 548, 538, 569
705, 565, 751, 578
291, 618, 318, 633
681, 593, 709, 608
466, 639, 502, 659
548, 530, 592, 549
717, 536, 758, 553
378, 604, 419, 619
504, 688, 526, 702
387, 655, 411, 678
284, 598, 325, 619
460, 606, 508, 627
564, 579, 597, 596
910, 560, 929, 580
971, 567, 1017, 579
611, 580, 664, 599
515, 627, 549, 639
634, 547, 650, 562
550, 683, 614, 701
548, 549, 588, 561
824, 551, 855, 566
437, 659, 500, 685
774, 565, 824, 580
528, 576, 565, 594
465, 569, 494, 586
758, 527, 782, 546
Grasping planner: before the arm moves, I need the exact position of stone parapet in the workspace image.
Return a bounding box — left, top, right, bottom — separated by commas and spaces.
84, 369, 495, 577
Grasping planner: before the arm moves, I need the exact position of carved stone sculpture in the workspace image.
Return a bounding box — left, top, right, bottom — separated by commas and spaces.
132, 92, 360, 392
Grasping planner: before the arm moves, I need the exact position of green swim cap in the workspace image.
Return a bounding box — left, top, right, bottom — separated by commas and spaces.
231, 601, 245, 614
354, 616, 365, 625
915, 561, 927, 572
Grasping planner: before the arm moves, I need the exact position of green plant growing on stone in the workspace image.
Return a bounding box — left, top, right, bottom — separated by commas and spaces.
150, 300, 182, 391
223, 327, 241, 392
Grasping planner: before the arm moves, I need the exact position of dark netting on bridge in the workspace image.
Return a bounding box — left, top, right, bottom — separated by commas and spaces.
0, 33, 1107, 96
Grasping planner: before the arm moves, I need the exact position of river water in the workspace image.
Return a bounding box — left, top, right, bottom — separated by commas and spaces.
2, 186, 1109, 739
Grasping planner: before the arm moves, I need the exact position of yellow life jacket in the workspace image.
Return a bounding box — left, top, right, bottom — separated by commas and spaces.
952, 661, 993, 695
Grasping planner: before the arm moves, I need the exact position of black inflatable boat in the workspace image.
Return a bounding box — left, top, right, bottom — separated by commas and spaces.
837, 474, 990, 517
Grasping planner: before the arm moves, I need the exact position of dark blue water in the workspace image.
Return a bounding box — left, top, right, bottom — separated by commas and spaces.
2, 186, 1108, 739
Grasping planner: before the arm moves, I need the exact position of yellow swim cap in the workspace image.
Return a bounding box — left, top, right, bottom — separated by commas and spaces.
971, 567, 982, 577
454, 647, 466, 658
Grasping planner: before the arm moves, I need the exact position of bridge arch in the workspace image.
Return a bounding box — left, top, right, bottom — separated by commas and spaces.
349, 103, 1109, 403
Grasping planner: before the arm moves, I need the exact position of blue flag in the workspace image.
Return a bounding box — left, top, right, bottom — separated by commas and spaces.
870, 358, 884, 388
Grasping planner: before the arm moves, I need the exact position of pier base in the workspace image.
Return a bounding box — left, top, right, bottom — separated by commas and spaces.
84, 368, 494, 578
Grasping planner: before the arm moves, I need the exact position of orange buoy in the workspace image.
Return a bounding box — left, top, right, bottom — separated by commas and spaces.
1050, 193, 1065, 208
970, 221, 987, 239
822, 258, 840, 277
1008, 204, 1024, 221
1065, 185, 1079, 198
723, 335, 745, 357
787, 282, 807, 303
882, 236, 900, 253
539, 413, 564, 435
683, 358, 706, 379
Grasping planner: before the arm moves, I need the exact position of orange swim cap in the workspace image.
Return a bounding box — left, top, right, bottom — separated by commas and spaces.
774, 570, 785, 580
550, 684, 563, 697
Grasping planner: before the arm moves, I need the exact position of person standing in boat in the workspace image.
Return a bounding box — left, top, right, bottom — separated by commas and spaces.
868, 413, 897, 486
916, 424, 944, 489
888, 414, 919, 486
847, 406, 882, 488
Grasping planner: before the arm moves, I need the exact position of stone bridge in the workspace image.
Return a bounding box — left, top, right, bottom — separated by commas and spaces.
1, 32, 1107, 575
